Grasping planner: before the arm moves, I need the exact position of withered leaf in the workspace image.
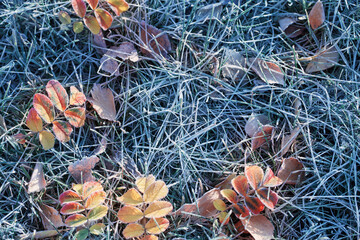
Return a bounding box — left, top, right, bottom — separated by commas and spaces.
247, 58, 285, 86
308, 0, 325, 30
196, 2, 223, 23
277, 157, 305, 185
280, 126, 301, 156
222, 48, 246, 80
241, 215, 274, 240
88, 84, 117, 121
68, 155, 100, 183
28, 163, 46, 193
305, 46, 339, 73
245, 114, 270, 138
279, 17, 305, 38
39, 204, 65, 230
140, 21, 171, 59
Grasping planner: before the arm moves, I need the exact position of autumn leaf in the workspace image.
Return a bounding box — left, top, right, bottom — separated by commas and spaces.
262, 168, 283, 187
82, 181, 104, 199
95, 9, 113, 30
231, 175, 248, 197
280, 126, 301, 156
308, 0, 325, 30
85, 0, 98, 9
222, 48, 246, 80
219, 211, 230, 225
69, 86, 86, 106
87, 205, 108, 220
144, 201, 173, 218
220, 189, 237, 204
59, 190, 82, 204
135, 175, 156, 193
68, 156, 100, 183
244, 196, 264, 214
117, 188, 143, 205
117, 205, 144, 223
196, 2, 223, 22
84, 16, 101, 35
64, 107, 86, 127
122, 223, 144, 239
256, 188, 278, 209
213, 199, 227, 211
145, 218, 169, 234
247, 58, 285, 86
251, 125, 274, 150
46, 80, 69, 111
277, 157, 305, 185
305, 46, 339, 73
28, 163, 46, 193
60, 202, 85, 215
39, 204, 64, 230
279, 16, 305, 38
245, 166, 264, 190
140, 21, 171, 58
58, 11, 71, 25
73, 21, 84, 33
33, 93, 55, 123
245, 114, 270, 138
72, 0, 86, 18
140, 235, 158, 240
89, 223, 106, 235
39, 130, 55, 150
65, 214, 87, 227
143, 180, 168, 203
88, 84, 117, 121
84, 190, 106, 209
241, 215, 274, 240
52, 120, 73, 142
107, 0, 129, 16
26, 108, 43, 132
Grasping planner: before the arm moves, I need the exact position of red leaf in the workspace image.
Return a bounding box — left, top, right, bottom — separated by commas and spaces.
256, 188, 278, 209
244, 196, 264, 215
84, 16, 101, 35
94, 9, 113, 30
72, 0, 87, 18
262, 167, 283, 187
46, 80, 69, 112
64, 107, 86, 127
232, 203, 249, 218
26, 108, 43, 132
220, 189, 237, 204
245, 166, 264, 190
251, 125, 274, 150
33, 93, 55, 123
308, 0, 325, 30
52, 120, 73, 142
241, 215, 274, 240
82, 181, 103, 199
231, 175, 248, 197
60, 202, 85, 215
59, 190, 82, 204
85, 0, 98, 9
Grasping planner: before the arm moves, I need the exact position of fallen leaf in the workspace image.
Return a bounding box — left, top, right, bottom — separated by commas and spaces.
20, 230, 60, 239
305, 46, 339, 73
39, 204, 65, 230
13, 133, 26, 145
26, 108, 43, 132
88, 85, 117, 121
174, 188, 221, 220
28, 163, 46, 193
279, 17, 305, 38
241, 215, 274, 240
196, 2, 223, 23
140, 21, 171, 58
68, 155, 100, 183
308, 0, 325, 30
215, 173, 237, 190
33, 93, 55, 123
52, 120, 73, 142
100, 55, 120, 76
64, 107, 86, 127
245, 114, 270, 138
222, 48, 246, 80
251, 125, 274, 150
92, 30, 107, 54
93, 136, 107, 155
95, 8, 113, 30
277, 157, 305, 185
247, 58, 285, 86
280, 126, 301, 156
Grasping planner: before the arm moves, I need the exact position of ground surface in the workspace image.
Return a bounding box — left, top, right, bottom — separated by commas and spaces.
0, 0, 359, 239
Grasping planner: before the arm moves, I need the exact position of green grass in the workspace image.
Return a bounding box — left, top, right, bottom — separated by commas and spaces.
1, 0, 360, 239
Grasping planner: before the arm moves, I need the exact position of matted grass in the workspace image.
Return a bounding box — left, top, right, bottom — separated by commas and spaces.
0, 0, 359, 239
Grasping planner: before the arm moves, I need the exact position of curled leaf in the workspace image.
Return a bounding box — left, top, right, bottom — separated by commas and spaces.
277, 157, 305, 185
39, 130, 55, 150
46, 80, 69, 111
26, 108, 43, 132
95, 9, 113, 30
33, 94, 54, 123
52, 120, 73, 143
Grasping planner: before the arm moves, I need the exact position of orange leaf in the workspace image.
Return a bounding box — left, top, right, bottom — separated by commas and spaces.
28, 163, 46, 193
136, 175, 156, 193
231, 175, 248, 197
82, 181, 103, 199
247, 58, 285, 86
84, 15, 101, 35
140, 235, 158, 240
88, 85, 116, 121
60, 202, 85, 215
232, 203, 249, 218
39, 130, 55, 150
308, 0, 325, 30
143, 180, 168, 203
256, 188, 278, 209
64, 107, 86, 127
262, 168, 282, 187
26, 108, 43, 132
94, 9, 113, 30
72, 0, 86, 18
85, 0, 98, 9
220, 189, 237, 204
39, 204, 64, 230
241, 215, 274, 240
69, 86, 86, 106
118, 205, 143, 223
107, 0, 129, 16
59, 190, 82, 204
85, 190, 106, 209
277, 157, 305, 185
245, 166, 264, 190
65, 214, 87, 227
68, 156, 100, 183
213, 199, 227, 211
219, 211, 230, 225
251, 125, 274, 150
46, 80, 69, 112
145, 218, 169, 234
144, 201, 173, 218
52, 120, 73, 142
244, 196, 264, 215
117, 188, 143, 205
122, 223, 144, 239
140, 21, 172, 58
33, 93, 54, 123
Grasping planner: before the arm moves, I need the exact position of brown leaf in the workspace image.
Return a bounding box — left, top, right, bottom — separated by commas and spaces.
174, 189, 221, 221
277, 157, 305, 185
196, 3, 223, 22
88, 85, 117, 121
93, 31, 107, 55
279, 17, 305, 38
39, 204, 65, 230
28, 163, 46, 193
214, 173, 236, 190
251, 125, 274, 150
68, 155, 100, 183
20, 230, 60, 239
241, 215, 274, 240
245, 114, 270, 138
280, 126, 301, 156
247, 58, 285, 86
139, 21, 171, 58
305, 46, 339, 73
222, 48, 246, 80
308, 0, 325, 30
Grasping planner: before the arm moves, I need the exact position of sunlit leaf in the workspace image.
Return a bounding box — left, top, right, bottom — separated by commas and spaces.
308, 0, 325, 30
220, 189, 237, 204
143, 180, 168, 203
241, 215, 274, 240
39, 130, 55, 150
85, 190, 106, 209
59, 190, 82, 204
73, 21, 84, 33
70, 86, 86, 106
117, 188, 143, 205
28, 162, 46, 193
262, 168, 283, 187
256, 188, 278, 209
117, 205, 143, 223
231, 175, 248, 197
58, 11, 71, 25
136, 175, 155, 193
87, 205, 108, 221
89, 223, 105, 235
144, 201, 173, 218
64, 107, 86, 127
94, 9, 113, 30
26, 108, 43, 132
85, 0, 98, 9
72, 0, 86, 18
74, 229, 89, 240
232, 203, 249, 218
219, 211, 230, 225
145, 218, 169, 234
60, 202, 85, 215
122, 223, 144, 239
82, 181, 103, 199
52, 120, 73, 143
65, 214, 87, 227
213, 199, 227, 211
244, 196, 264, 215
33, 93, 55, 123
46, 80, 69, 112
107, 0, 129, 16
245, 166, 264, 190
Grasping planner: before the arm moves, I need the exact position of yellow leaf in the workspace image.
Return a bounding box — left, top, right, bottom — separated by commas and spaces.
140, 235, 158, 240
26, 108, 43, 132
33, 93, 55, 123
82, 181, 103, 199
85, 190, 106, 209
69, 86, 86, 106
58, 11, 71, 25
84, 16, 101, 35
213, 199, 227, 211
65, 214, 87, 227
117, 205, 143, 223
135, 175, 155, 193
117, 188, 143, 205
145, 218, 169, 234
107, 0, 129, 16
144, 201, 173, 218
94, 8, 113, 30
122, 223, 144, 239
87, 205, 108, 220
39, 130, 55, 150
143, 180, 168, 203
73, 21, 84, 33
46, 80, 69, 112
